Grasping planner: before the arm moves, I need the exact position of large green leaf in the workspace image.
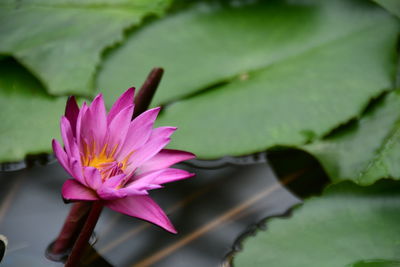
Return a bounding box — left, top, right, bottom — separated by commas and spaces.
0, 58, 65, 162
304, 91, 400, 185
98, 0, 398, 159
373, 0, 400, 18
0, 0, 171, 97
233, 180, 400, 267
99, 0, 398, 106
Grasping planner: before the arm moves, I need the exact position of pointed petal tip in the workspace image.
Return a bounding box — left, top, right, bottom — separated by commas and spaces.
125, 87, 135, 102
167, 225, 178, 234
186, 151, 196, 160
169, 150, 196, 161
153, 126, 177, 137
52, 139, 65, 160
108, 88, 136, 122
187, 172, 196, 179
105, 195, 177, 234
67, 95, 77, 103
135, 149, 196, 174
147, 168, 195, 185
65, 95, 78, 112
65, 95, 78, 108
64, 96, 80, 133
157, 214, 177, 234
143, 107, 162, 121
169, 126, 178, 132
90, 93, 105, 107
144, 106, 161, 116
51, 138, 58, 147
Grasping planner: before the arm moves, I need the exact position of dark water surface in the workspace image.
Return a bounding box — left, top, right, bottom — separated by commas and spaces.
0, 154, 303, 267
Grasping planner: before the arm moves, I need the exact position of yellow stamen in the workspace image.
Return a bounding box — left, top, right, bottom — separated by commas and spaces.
81, 141, 131, 181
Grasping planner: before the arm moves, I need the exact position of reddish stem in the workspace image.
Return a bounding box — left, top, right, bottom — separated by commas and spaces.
133, 67, 164, 118
50, 202, 91, 255
64, 202, 103, 267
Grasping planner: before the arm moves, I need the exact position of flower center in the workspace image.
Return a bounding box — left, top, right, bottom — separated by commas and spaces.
81, 142, 129, 181
96, 161, 125, 180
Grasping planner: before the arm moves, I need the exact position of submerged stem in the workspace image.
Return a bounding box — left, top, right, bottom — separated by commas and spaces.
64, 201, 103, 267
49, 202, 91, 257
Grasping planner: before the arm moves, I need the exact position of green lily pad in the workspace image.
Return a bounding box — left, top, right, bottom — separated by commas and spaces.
373, 0, 400, 18
0, 0, 171, 97
304, 91, 400, 185
0, 58, 65, 162
98, 0, 398, 159
233, 180, 400, 267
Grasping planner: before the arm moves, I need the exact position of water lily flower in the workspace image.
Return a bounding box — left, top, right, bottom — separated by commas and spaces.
52, 88, 195, 233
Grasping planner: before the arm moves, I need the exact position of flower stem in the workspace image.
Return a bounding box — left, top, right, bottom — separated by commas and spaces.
65, 201, 103, 267
133, 67, 164, 118
49, 202, 91, 258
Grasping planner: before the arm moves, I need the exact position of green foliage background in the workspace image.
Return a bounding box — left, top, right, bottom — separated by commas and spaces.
1, 0, 400, 265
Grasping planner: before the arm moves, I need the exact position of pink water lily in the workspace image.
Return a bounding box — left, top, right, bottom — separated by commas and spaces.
52, 88, 195, 233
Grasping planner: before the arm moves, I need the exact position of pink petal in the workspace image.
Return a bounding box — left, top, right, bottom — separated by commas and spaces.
151, 168, 194, 185
121, 170, 163, 195
137, 149, 195, 174
85, 94, 107, 153
60, 118, 83, 178
62, 179, 98, 201
76, 102, 88, 150
124, 127, 176, 174
102, 173, 126, 188
64, 96, 80, 136
83, 167, 102, 190
107, 88, 135, 123
117, 107, 161, 160
150, 126, 177, 140
123, 168, 193, 195
58, 118, 85, 184
105, 195, 177, 233
52, 139, 73, 176
60, 117, 80, 160
53, 140, 86, 186
97, 174, 128, 200
69, 159, 86, 186
107, 104, 134, 152
97, 186, 128, 200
